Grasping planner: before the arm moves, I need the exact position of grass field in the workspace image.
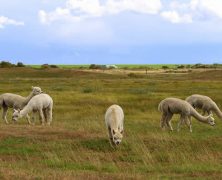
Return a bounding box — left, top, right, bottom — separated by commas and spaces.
0, 67, 222, 179
29, 64, 180, 69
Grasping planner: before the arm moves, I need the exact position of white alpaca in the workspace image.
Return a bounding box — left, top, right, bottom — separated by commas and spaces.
0, 86, 42, 124
12, 94, 53, 125
105, 104, 124, 146
158, 98, 215, 132
186, 94, 222, 120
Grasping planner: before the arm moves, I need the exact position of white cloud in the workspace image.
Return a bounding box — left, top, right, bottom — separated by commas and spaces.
39, 8, 81, 24
38, 0, 222, 25
161, 0, 222, 24
106, 0, 162, 15
161, 11, 192, 24
66, 0, 104, 17
191, 0, 222, 19
39, 0, 162, 24
0, 16, 24, 28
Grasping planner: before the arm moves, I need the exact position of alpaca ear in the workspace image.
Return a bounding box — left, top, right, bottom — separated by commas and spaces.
120, 130, 124, 134
13, 109, 20, 113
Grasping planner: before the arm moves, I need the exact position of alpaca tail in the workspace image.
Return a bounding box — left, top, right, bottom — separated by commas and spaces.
0, 95, 3, 108
158, 101, 163, 112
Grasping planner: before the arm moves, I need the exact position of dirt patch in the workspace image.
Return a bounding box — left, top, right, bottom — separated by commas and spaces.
0, 125, 101, 141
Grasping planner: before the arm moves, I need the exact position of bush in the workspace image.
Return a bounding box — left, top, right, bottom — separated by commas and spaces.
41, 64, 50, 69
17, 62, 25, 67
50, 65, 58, 68
177, 65, 185, 69
89, 64, 106, 70
162, 66, 169, 70
0, 61, 15, 68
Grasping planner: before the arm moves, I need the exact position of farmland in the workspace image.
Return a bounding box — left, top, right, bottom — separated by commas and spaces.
0, 67, 222, 179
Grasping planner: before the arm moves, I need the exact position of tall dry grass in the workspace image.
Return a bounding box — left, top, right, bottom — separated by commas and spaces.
0, 68, 221, 179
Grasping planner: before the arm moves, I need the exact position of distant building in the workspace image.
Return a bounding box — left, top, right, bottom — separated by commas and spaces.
105, 65, 118, 69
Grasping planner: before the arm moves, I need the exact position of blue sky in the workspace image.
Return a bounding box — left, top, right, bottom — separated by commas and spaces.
0, 0, 222, 64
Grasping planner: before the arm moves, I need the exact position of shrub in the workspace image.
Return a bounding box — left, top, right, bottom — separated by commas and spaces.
177, 65, 185, 69
41, 64, 50, 69
17, 62, 25, 67
0, 61, 15, 68
89, 64, 106, 70
50, 65, 58, 68
162, 65, 169, 70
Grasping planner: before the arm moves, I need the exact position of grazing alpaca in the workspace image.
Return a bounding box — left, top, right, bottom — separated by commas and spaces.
158, 98, 215, 132
105, 104, 124, 146
186, 94, 222, 120
12, 94, 53, 125
0, 86, 42, 124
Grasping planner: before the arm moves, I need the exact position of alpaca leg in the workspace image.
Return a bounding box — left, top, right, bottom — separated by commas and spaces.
108, 127, 112, 140
31, 113, 35, 125
2, 106, 8, 124
185, 116, 192, 132
108, 127, 115, 146
207, 110, 212, 115
202, 110, 206, 116
39, 109, 45, 125
165, 113, 173, 131
160, 113, 167, 129
177, 115, 185, 132
47, 108, 52, 125
25, 114, 32, 125
43, 109, 48, 124
45, 109, 52, 126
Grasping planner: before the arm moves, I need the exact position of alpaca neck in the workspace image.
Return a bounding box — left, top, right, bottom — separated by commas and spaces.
212, 104, 222, 120
19, 105, 32, 118
22, 92, 34, 106
190, 108, 208, 123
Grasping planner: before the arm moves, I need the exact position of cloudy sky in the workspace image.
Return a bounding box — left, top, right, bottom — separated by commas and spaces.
0, 0, 222, 64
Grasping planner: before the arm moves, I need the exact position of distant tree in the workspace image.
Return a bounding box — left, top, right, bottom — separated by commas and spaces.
186, 64, 191, 68
0, 61, 15, 68
41, 64, 50, 69
213, 63, 219, 69
89, 64, 97, 69
177, 65, 185, 69
89, 64, 105, 69
17, 62, 25, 67
162, 65, 169, 70
50, 65, 58, 68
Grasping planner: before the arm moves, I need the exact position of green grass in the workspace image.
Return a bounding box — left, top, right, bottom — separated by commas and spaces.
29, 64, 90, 69
28, 64, 182, 69
0, 68, 222, 179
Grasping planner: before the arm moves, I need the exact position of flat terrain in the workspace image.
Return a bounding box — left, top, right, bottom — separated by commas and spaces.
0, 67, 222, 179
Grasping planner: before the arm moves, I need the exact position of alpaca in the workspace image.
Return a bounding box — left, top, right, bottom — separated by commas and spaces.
158, 98, 215, 132
186, 94, 222, 120
105, 104, 124, 146
12, 93, 53, 125
0, 86, 42, 124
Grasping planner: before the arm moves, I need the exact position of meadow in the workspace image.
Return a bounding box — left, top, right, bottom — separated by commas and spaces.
0, 67, 222, 179
29, 64, 180, 69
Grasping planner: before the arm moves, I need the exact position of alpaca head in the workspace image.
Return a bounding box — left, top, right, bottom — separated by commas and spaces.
12, 109, 21, 122
112, 129, 123, 145
207, 114, 215, 126
31, 86, 43, 95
